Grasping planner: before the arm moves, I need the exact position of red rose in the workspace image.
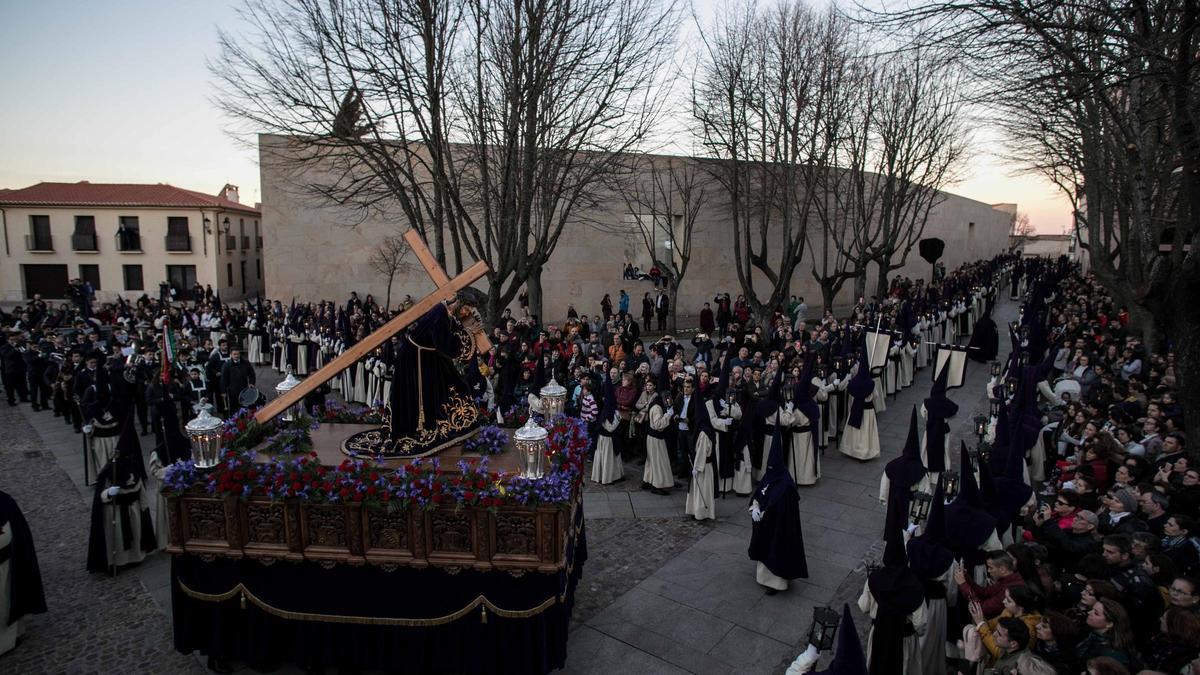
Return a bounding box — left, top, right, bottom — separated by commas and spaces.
476, 480, 486, 489
302, 472, 312, 482
381, 492, 391, 502
339, 487, 350, 498
289, 472, 298, 481
352, 493, 363, 502
464, 491, 476, 501
317, 467, 327, 476
369, 472, 379, 481
431, 493, 443, 504
247, 470, 258, 480
291, 481, 302, 492
367, 486, 377, 496
233, 471, 245, 481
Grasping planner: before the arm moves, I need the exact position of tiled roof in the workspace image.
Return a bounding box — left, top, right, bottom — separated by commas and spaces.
0, 182, 259, 214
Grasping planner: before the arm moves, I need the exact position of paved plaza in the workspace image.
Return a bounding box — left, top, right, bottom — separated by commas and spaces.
0, 298, 1014, 674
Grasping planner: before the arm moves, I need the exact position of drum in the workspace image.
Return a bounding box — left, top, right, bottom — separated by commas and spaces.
238, 385, 264, 408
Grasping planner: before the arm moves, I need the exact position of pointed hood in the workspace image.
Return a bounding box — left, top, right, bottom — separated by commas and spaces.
110, 411, 148, 485
600, 370, 618, 423
754, 425, 796, 509
533, 353, 547, 391
657, 359, 672, 399
867, 490, 924, 615
884, 407, 927, 492
906, 480, 954, 579
943, 442, 997, 555
814, 604, 868, 675
793, 354, 820, 421
846, 349, 874, 428
923, 357, 958, 473
754, 364, 785, 419
156, 401, 192, 465
977, 450, 1011, 533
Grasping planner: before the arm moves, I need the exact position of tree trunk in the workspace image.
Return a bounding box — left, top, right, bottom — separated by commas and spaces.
526, 268, 544, 324
853, 270, 867, 301
874, 260, 891, 300
820, 282, 837, 316
668, 284, 679, 333
383, 274, 393, 313
1171, 298, 1200, 459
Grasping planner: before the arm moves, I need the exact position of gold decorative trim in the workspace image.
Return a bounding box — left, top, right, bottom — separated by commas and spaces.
176, 579, 557, 626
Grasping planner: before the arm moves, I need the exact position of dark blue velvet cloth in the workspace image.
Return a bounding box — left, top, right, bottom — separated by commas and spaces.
171, 506, 587, 674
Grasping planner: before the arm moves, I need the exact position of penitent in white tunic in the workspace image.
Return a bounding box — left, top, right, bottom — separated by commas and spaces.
643, 403, 675, 489
686, 425, 718, 521
591, 417, 624, 485
858, 580, 926, 675
840, 379, 881, 461
788, 408, 819, 485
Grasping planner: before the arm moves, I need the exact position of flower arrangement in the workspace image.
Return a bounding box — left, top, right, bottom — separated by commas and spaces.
316, 400, 386, 425
464, 425, 509, 455
167, 409, 589, 511
162, 459, 199, 494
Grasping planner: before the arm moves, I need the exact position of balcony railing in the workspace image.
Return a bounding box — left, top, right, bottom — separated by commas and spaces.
115, 231, 142, 252
256, 236, 263, 250
165, 234, 192, 252
25, 234, 53, 252
225, 235, 237, 250
71, 233, 98, 251
241, 236, 250, 250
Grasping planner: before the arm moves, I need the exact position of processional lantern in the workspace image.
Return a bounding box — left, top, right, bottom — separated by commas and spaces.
514, 418, 549, 479
974, 414, 988, 441
909, 491, 933, 525
940, 470, 960, 501
186, 404, 224, 469
539, 377, 567, 420
1005, 378, 1018, 399
274, 366, 304, 422
989, 400, 1001, 417
807, 605, 840, 651
990, 361, 1003, 378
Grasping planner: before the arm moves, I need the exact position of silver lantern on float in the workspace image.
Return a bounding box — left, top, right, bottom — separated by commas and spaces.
274, 366, 304, 422
186, 404, 225, 469
514, 418, 549, 479
539, 377, 567, 420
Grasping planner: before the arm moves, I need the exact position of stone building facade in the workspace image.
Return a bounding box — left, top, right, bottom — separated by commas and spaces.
0, 182, 264, 302
259, 135, 1012, 322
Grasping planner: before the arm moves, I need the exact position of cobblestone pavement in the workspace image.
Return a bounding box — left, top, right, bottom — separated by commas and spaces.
0, 404, 204, 675
572, 517, 714, 626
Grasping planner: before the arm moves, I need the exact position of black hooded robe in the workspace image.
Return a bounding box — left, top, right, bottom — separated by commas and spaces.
0, 489, 47, 651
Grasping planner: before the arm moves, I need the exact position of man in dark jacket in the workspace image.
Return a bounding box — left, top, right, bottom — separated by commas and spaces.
1, 333, 29, 406
24, 341, 49, 410
1103, 534, 1164, 645
219, 348, 256, 411
1037, 508, 1102, 570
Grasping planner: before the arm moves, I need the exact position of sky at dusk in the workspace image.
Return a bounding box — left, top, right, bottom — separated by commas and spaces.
0, 0, 1072, 234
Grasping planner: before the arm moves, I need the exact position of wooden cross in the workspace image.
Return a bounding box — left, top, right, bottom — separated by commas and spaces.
254, 230, 491, 425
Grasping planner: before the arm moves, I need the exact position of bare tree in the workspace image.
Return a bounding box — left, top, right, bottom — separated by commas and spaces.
615, 156, 709, 330
838, 50, 969, 299
692, 2, 844, 321
212, 0, 680, 323
868, 0, 1200, 442
1008, 211, 1034, 252
368, 234, 413, 312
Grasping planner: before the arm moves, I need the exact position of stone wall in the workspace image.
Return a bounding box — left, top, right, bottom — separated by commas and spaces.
259, 135, 1011, 323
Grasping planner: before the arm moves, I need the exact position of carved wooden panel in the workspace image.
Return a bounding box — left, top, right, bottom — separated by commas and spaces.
244, 502, 286, 544
367, 509, 410, 550
304, 505, 347, 547
166, 497, 182, 547
494, 513, 537, 557
186, 500, 227, 541
430, 511, 474, 553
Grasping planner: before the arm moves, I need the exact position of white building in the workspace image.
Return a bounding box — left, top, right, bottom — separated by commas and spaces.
0, 182, 264, 302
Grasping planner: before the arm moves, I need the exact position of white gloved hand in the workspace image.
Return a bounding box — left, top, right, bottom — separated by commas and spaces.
106, 486, 120, 497
749, 503, 763, 522
785, 402, 794, 412
786, 644, 821, 674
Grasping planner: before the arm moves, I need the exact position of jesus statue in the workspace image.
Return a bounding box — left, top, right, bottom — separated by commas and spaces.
343, 301, 482, 457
